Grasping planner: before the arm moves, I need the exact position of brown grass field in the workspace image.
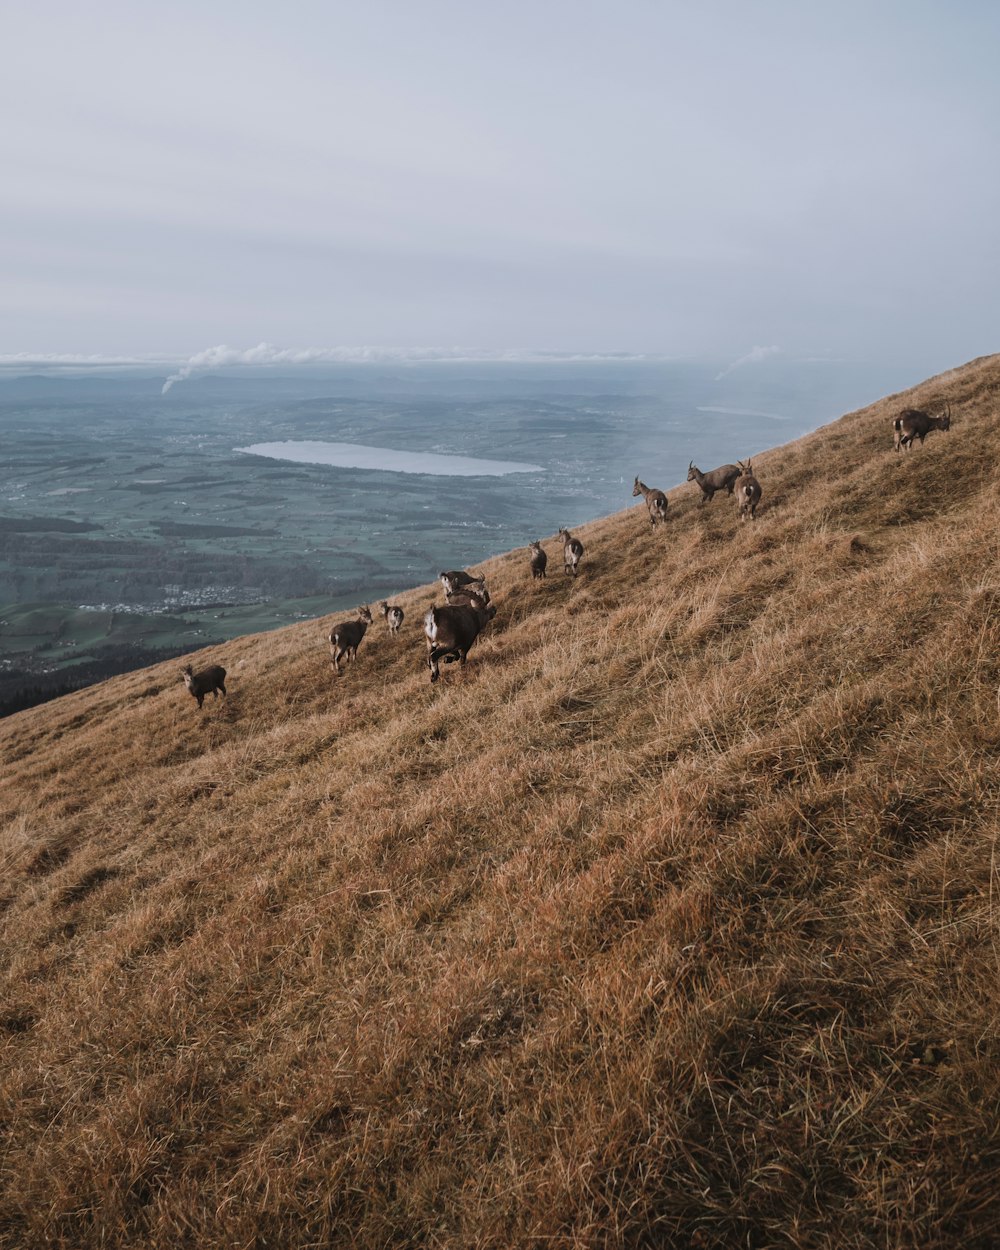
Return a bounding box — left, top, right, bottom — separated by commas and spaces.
3, 355, 1000, 1248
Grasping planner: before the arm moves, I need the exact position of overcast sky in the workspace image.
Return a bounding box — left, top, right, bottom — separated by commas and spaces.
2, 1, 998, 372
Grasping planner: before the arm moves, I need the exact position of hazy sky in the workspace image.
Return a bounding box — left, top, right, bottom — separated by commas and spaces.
3, 1, 998, 371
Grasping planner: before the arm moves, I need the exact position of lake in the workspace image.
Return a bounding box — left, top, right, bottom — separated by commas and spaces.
236, 440, 545, 476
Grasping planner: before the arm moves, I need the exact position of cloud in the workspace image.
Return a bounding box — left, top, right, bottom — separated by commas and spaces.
0, 352, 172, 371
161, 342, 481, 392
0, 345, 664, 388
714, 344, 781, 381
160, 342, 659, 392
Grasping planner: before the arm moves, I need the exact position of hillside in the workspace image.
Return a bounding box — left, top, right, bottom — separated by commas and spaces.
3, 354, 1000, 1249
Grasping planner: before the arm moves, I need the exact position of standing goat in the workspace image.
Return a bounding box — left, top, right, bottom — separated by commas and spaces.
632, 477, 668, 527
328, 605, 373, 675
687, 461, 742, 503
558, 528, 584, 576
733, 460, 762, 522
529, 541, 547, 579
424, 593, 496, 683
181, 662, 227, 709
893, 404, 951, 452
378, 600, 404, 635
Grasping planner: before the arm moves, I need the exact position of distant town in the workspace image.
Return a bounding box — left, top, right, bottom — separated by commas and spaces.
77, 585, 267, 615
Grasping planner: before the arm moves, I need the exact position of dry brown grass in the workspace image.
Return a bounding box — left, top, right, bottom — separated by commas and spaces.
4, 355, 1000, 1247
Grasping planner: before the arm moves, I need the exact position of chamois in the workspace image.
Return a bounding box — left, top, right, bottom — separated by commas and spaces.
893, 404, 951, 452
181, 662, 227, 709
733, 460, 762, 522
632, 477, 668, 527
424, 594, 496, 683
378, 600, 404, 635
558, 528, 584, 577
328, 605, 373, 675
687, 461, 742, 503
529, 540, 547, 579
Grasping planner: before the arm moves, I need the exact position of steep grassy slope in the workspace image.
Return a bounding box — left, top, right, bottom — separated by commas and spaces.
3, 355, 1000, 1249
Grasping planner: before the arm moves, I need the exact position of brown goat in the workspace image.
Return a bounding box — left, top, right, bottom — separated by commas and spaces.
558, 528, 584, 576
181, 663, 226, 709
529, 541, 547, 579
328, 605, 373, 675
439, 570, 487, 598
893, 405, 951, 452
632, 477, 668, 527
424, 593, 496, 683
378, 600, 404, 635
733, 460, 762, 521
687, 461, 742, 503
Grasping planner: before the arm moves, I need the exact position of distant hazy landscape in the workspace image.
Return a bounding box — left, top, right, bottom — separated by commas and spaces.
0, 358, 914, 712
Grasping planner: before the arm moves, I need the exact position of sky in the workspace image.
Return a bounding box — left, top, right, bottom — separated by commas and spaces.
2, 0, 998, 374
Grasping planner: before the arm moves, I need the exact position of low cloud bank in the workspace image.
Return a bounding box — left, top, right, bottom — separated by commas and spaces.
0, 353, 172, 371
160, 343, 658, 392
0, 346, 662, 389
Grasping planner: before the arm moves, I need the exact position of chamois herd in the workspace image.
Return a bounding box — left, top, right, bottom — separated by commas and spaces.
180, 404, 952, 704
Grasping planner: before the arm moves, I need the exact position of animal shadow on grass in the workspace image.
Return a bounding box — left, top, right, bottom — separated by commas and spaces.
58, 865, 122, 908
26, 841, 74, 877
194, 688, 240, 725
